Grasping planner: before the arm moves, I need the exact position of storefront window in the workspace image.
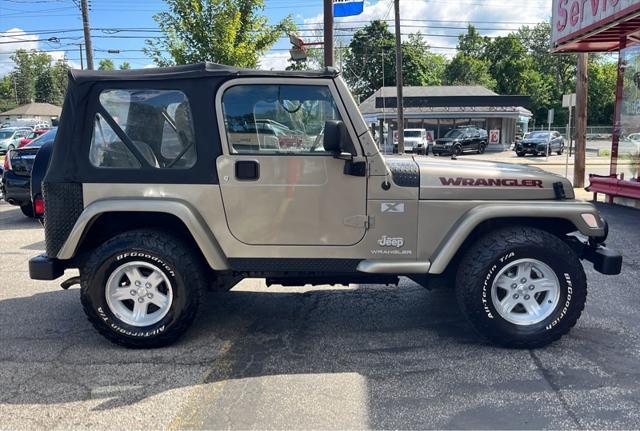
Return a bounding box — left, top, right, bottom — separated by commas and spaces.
620, 45, 640, 179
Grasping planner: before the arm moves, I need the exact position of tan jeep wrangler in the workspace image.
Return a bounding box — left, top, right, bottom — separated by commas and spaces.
29, 63, 622, 348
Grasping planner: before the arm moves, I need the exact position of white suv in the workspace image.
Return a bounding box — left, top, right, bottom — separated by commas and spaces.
394, 129, 431, 154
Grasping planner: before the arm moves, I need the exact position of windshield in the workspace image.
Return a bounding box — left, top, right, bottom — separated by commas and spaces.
26, 128, 57, 147
404, 130, 422, 138
444, 129, 464, 139
0, 130, 15, 139
526, 132, 550, 139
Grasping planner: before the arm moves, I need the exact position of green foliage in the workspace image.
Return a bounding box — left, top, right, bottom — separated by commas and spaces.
50, 59, 70, 104
145, 0, 294, 68
445, 55, 495, 89
98, 59, 115, 71
10, 50, 52, 104
34, 69, 57, 104
588, 59, 617, 125
343, 21, 448, 100
119, 62, 132, 70
0, 75, 18, 113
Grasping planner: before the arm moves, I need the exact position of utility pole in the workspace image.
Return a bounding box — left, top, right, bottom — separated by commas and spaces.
394, 0, 405, 154
323, 0, 334, 67
78, 43, 84, 70
80, 0, 94, 70
574, 53, 588, 188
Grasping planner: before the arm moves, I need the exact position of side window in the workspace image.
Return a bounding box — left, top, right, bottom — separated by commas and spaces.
222, 84, 342, 154
89, 89, 197, 169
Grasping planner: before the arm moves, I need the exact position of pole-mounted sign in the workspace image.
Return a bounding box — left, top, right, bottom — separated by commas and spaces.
333, 0, 364, 17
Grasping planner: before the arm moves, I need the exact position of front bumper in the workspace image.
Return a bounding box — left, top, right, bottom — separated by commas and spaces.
29, 254, 66, 280
569, 237, 622, 275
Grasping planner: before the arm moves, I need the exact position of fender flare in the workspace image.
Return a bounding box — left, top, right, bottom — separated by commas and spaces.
428, 201, 605, 274
57, 198, 229, 270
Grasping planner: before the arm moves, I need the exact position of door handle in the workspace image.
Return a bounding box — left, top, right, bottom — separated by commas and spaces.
235, 160, 260, 181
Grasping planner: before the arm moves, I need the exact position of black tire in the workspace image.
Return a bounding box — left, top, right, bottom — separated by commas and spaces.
557, 146, 564, 155
80, 229, 206, 348
453, 145, 463, 156
455, 226, 587, 349
516, 151, 525, 157
477, 142, 486, 154
20, 203, 34, 218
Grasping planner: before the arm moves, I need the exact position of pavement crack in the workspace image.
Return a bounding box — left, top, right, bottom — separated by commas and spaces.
529, 350, 582, 428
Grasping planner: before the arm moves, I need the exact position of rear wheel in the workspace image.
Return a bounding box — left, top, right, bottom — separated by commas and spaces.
20, 203, 34, 218
455, 226, 587, 348
557, 146, 564, 155
477, 143, 486, 154
80, 229, 206, 348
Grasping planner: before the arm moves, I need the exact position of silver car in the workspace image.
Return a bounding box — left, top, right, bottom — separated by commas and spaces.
0, 127, 32, 154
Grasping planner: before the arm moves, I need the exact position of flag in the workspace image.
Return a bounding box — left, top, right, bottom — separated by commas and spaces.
333, 0, 364, 17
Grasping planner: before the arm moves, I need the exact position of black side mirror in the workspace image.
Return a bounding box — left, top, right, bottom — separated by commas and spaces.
323, 120, 356, 158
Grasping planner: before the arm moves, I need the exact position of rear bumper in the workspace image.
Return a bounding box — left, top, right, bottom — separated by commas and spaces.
1, 171, 31, 206
29, 254, 66, 280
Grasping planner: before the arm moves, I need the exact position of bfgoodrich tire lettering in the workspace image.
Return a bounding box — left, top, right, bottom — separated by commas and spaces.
455, 226, 587, 348
80, 229, 205, 348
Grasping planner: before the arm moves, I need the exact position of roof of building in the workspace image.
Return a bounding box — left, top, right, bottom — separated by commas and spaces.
359, 85, 531, 118
0, 102, 62, 117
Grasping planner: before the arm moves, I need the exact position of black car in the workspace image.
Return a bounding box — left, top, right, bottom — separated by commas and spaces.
1, 127, 57, 217
516, 131, 565, 157
432, 126, 488, 156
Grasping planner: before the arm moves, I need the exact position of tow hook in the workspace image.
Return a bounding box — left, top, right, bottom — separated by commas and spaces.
60, 276, 80, 290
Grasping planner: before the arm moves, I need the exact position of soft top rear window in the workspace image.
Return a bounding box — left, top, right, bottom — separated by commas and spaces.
89, 89, 197, 169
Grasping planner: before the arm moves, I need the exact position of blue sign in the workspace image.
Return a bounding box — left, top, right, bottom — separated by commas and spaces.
333, 0, 364, 17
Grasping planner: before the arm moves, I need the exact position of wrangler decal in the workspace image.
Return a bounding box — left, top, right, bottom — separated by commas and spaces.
439, 177, 544, 188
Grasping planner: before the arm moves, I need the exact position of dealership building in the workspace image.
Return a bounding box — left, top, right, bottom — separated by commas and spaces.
358, 85, 532, 151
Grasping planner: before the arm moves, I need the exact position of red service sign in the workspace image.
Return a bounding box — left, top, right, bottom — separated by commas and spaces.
551, 0, 640, 51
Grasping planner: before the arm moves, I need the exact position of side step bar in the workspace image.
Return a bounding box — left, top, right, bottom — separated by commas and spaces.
357, 260, 430, 274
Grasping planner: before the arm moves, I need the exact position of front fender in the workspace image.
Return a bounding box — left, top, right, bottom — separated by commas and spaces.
57, 198, 229, 270
428, 200, 605, 274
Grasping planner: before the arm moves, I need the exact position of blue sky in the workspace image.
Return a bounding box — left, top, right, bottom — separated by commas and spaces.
0, 0, 553, 76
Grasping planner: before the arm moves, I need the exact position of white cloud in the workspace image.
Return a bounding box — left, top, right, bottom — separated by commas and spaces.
0, 28, 79, 76
259, 51, 291, 71
301, 0, 552, 56
0, 28, 39, 76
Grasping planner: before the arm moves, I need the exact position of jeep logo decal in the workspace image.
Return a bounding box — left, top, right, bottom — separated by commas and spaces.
378, 235, 404, 248
439, 177, 544, 188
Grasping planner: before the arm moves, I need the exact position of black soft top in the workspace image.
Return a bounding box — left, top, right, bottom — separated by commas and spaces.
46, 63, 339, 185
70, 62, 339, 83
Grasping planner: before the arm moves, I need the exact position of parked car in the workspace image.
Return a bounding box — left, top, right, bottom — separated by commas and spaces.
432, 126, 488, 156
1, 128, 57, 217
18, 129, 49, 148
394, 129, 431, 155
0, 127, 32, 154
516, 131, 565, 157
29, 63, 620, 349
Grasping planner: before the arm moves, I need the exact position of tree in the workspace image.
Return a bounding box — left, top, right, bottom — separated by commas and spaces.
10, 50, 52, 104
445, 26, 495, 89
0, 75, 18, 113
344, 21, 447, 100
402, 33, 447, 87
35, 69, 57, 104
119, 62, 132, 70
50, 59, 70, 105
588, 59, 617, 125
98, 59, 115, 71
145, 0, 294, 68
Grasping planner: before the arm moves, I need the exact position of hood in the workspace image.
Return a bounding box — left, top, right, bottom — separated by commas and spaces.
521, 139, 548, 144
411, 157, 574, 200
435, 137, 457, 144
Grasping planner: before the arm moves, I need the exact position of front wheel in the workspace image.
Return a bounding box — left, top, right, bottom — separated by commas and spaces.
516, 151, 525, 157
453, 145, 463, 156
455, 226, 587, 348
557, 146, 564, 155
80, 229, 206, 348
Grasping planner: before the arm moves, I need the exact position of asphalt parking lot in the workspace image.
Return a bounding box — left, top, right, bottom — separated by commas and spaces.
0, 199, 639, 430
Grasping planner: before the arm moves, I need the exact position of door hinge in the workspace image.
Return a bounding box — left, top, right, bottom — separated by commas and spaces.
344, 215, 374, 229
